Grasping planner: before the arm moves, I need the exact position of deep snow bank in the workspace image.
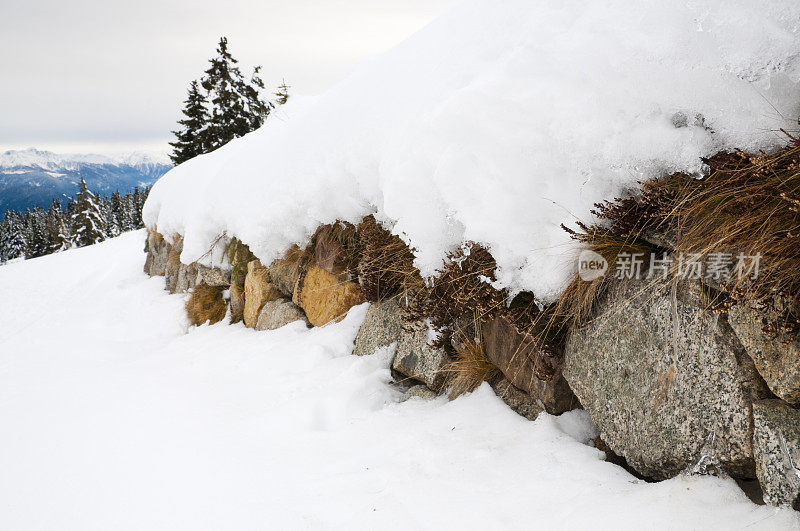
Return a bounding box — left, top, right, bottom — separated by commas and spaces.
144, 0, 800, 302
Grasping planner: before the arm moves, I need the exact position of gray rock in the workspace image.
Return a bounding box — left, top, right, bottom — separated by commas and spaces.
229, 284, 245, 324
353, 299, 404, 356
255, 299, 309, 331
752, 399, 800, 508
175, 263, 198, 294
195, 264, 231, 287
400, 385, 438, 401
143, 231, 169, 276
564, 277, 771, 480
491, 376, 544, 421
728, 299, 800, 406
164, 249, 180, 293
392, 323, 449, 392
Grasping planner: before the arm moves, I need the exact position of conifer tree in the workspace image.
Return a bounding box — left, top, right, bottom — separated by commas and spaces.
201, 37, 272, 151
25, 207, 48, 258
0, 211, 25, 261
274, 79, 290, 105
71, 179, 106, 247
169, 80, 211, 165
45, 200, 70, 254
108, 191, 123, 237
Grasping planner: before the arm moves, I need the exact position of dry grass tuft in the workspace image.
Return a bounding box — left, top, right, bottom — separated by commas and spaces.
407, 243, 506, 348
675, 146, 800, 332
553, 230, 656, 328
563, 140, 800, 336
356, 215, 424, 302
185, 283, 227, 326
441, 326, 500, 399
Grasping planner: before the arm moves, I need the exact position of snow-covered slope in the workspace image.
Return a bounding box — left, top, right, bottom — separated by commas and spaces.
0, 148, 170, 212
0, 231, 797, 529
144, 0, 800, 302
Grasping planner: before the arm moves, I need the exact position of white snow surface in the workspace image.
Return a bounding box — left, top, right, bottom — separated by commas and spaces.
144, 0, 800, 302
0, 232, 798, 529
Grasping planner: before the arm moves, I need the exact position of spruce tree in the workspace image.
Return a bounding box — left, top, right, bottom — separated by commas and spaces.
169, 80, 211, 165
25, 208, 48, 258
71, 179, 106, 247
45, 200, 70, 254
201, 37, 272, 151
108, 191, 123, 237
0, 211, 25, 262
274, 79, 290, 105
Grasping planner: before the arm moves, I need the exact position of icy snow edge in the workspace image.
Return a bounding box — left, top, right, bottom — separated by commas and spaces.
144, 0, 800, 303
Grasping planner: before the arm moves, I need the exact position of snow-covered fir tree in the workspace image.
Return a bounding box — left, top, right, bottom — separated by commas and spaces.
0, 211, 26, 262
45, 199, 70, 254
71, 179, 106, 248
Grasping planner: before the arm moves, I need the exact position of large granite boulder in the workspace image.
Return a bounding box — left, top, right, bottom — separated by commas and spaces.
483, 315, 578, 414
564, 277, 771, 480
243, 260, 281, 328
293, 264, 364, 327
255, 299, 309, 331
728, 298, 800, 406
353, 299, 404, 356
392, 323, 449, 392
752, 399, 800, 508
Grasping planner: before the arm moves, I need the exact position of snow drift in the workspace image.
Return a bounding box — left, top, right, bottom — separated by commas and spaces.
144, 0, 800, 302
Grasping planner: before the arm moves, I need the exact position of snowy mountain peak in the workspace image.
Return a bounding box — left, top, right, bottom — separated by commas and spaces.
0, 148, 170, 171
0, 148, 171, 212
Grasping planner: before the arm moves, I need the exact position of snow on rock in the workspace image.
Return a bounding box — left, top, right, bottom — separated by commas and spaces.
1, 231, 798, 528
144, 0, 800, 302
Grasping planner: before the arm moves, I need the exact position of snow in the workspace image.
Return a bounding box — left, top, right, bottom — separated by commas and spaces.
0, 231, 798, 529
144, 0, 800, 302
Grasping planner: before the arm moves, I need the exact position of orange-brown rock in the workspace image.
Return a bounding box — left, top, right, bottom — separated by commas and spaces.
243, 260, 281, 328
293, 264, 364, 326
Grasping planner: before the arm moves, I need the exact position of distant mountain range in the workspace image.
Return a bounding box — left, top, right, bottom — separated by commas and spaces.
0, 148, 172, 212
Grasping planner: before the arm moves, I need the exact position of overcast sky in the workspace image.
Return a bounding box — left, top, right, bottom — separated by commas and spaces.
0, 0, 458, 154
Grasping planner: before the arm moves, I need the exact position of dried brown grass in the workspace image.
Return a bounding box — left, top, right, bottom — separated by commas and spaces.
441, 325, 500, 399
185, 283, 227, 326
563, 140, 800, 337
356, 215, 424, 302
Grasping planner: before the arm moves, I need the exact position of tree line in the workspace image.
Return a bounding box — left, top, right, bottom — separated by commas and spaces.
0, 179, 149, 263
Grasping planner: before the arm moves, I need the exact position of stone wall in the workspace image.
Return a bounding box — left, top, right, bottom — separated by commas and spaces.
143, 228, 800, 509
